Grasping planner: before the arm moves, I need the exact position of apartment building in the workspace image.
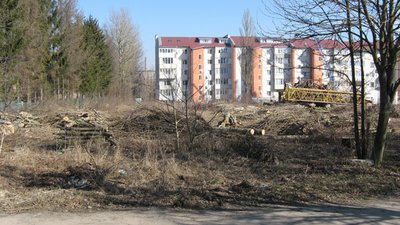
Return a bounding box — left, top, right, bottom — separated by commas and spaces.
155, 35, 387, 104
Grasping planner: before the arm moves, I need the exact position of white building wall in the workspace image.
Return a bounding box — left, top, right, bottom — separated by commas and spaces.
158, 47, 188, 101
234, 47, 242, 100
293, 48, 311, 84
261, 48, 273, 100
215, 47, 232, 100
204, 48, 213, 101
273, 47, 285, 91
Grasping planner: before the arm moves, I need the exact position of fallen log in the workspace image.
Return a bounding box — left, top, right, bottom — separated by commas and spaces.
215, 127, 265, 136
215, 127, 253, 135
254, 129, 266, 136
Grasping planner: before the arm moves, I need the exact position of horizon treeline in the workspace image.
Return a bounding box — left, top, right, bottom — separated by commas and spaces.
0, 0, 143, 108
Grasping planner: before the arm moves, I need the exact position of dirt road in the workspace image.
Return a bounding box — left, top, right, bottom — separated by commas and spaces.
1, 200, 400, 225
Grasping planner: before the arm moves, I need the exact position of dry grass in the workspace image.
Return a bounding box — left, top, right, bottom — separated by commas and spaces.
0, 101, 399, 212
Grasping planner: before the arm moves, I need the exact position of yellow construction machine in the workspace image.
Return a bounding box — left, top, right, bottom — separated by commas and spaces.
283, 87, 355, 104
282, 80, 360, 104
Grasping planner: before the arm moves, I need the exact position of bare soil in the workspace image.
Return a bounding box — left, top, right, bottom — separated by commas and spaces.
0, 101, 399, 213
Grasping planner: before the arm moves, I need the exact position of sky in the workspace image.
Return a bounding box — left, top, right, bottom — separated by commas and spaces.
77, 0, 271, 69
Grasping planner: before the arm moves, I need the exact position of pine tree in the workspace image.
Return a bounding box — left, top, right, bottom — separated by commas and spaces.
45, 0, 67, 98
80, 16, 112, 96
0, 0, 25, 110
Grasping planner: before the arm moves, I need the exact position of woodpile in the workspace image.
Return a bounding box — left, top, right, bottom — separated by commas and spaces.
0, 111, 39, 154
0, 111, 41, 128
0, 120, 15, 154
55, 111, 116, 146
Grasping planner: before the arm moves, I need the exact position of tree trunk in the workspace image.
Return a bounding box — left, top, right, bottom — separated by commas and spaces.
345, 0, 361, 158
372, 94, 392, 166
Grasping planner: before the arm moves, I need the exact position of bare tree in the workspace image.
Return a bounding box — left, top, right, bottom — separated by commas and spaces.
105, 9, 143, 99
17, 0, 49, 104
239, 9, 256, 101
58, 0, 85, 100
265, 0, 400, 166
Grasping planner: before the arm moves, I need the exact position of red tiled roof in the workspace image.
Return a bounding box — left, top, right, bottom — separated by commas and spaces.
160, 37, 227, 48
159, 36, 346, 49
230, 36, 287, 47
289, 38, 345, 49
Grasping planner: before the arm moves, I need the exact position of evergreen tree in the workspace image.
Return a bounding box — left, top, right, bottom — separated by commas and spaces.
0, 0, 25, 109
80, 16, 112, 96
45, 0, 67, 98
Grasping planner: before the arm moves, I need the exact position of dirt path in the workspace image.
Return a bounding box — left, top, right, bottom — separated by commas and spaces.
1, 200, 400, 225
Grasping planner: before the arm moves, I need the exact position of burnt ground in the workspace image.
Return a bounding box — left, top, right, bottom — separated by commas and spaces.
0, 101, 399, 213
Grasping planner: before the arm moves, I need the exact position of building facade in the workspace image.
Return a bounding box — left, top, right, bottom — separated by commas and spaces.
156, 35, 395, 104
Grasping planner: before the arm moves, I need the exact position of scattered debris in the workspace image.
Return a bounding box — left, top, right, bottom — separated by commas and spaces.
67, 175, 91, 189
118, 169, 128, 176
231, 180, 253, 193
258, 183, 271, 191
349, 159, 374, 166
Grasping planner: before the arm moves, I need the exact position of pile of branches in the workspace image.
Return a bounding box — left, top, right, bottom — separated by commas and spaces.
118, 108, 211, 135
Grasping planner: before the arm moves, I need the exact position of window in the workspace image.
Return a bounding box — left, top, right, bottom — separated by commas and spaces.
216, 78, 221, 84
199, 65, 202, 69
199, 54, 202, 59
184, 49, 188, 54
208, 59, 213, 64
220, 58, 226, 64
184, 69, 188, 75
209, 81, 213, 85
160, 68, 175, 75
216, 89, 220, 95
183, 80, 188, 85
277, 57, 283, 64
183, 60, 187, 65
162, 58, 173, 64
199, 75, 202, 80
209, 70, 212, 75
208, 49, 213, 54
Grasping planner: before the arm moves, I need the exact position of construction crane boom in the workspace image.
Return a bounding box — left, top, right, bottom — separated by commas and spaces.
283, 87, 358, 104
